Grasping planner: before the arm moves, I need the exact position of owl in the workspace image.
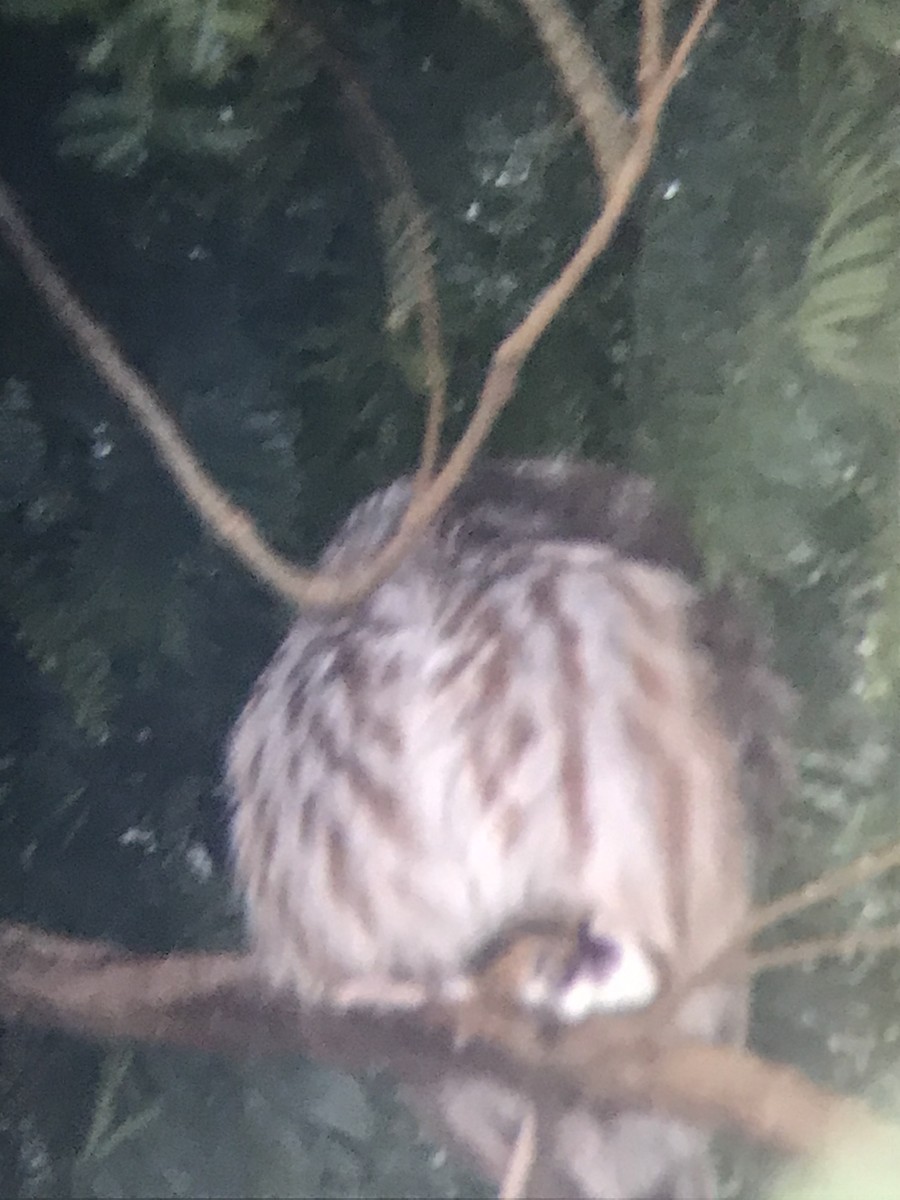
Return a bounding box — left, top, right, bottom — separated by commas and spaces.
227, 458, 791, 1199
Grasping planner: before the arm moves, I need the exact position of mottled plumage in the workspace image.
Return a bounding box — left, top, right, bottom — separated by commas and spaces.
227, 458, 791, 1199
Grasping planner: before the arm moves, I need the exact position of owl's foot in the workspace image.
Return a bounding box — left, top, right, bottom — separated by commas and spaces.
519, 921, 660, 1023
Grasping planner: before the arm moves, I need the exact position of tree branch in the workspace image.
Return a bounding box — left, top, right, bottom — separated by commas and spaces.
747, 924, 900, 976
0, 921, 892, 1162
518, 0, 632, 184
674, 836, 900, 1002
0, 0, 718, 613
747, 837, 900, 942
638, 0, 666, 103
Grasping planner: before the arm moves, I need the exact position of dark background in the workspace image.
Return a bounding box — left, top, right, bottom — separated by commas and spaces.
1, 0, 900, 1194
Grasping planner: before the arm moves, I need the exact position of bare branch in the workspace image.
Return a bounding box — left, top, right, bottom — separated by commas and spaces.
639, 0, 719, 134
485, 0, 720, 377
747, 924, 900, 976
745, 838, 900, 942
0, 177, 341, 607
0, 0, 719, 613
500, 1106, 538, 1200
0, 920, 892, 1161
0, 176, 431, 610
638, 0, 666, 102
353, 0, 725, 578
518, 0, 632, 184
660, 838, 900, 1012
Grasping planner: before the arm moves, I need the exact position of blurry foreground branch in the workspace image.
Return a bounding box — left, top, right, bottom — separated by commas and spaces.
0, 920, 892, 1164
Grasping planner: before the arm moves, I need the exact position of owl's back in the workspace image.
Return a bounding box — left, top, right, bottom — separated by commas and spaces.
226, 458, 792, 1199
228, 460, 781, 1003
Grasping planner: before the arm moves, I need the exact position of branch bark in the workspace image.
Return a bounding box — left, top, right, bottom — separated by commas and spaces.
0, 920, 893, 1163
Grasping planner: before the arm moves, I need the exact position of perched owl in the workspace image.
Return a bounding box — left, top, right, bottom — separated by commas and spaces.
227, 458, 791, 1199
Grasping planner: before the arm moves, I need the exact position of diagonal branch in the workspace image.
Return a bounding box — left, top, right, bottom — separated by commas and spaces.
746, 837, 900, 942
518, 0, 632, 184
660, 837, 900, 1011
0, 0, 719, 612
638, 0, 666, 102
747, 923, 900, 976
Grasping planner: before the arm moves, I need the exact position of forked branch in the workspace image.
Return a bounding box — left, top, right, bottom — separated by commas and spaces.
518, 0, 632, 182
0, 0, 719, 611
677, 835, 900, 1000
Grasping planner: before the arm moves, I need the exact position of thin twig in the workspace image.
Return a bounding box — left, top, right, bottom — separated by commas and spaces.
639, 0, 719, 133
518, 0, 632, 184
638, 0, 666, 102
747, 837, 900, 942
496, 0, 719, 363
670, 837, 900, 1003
0, 177, 331, 606
499, 1103, 538, 1200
